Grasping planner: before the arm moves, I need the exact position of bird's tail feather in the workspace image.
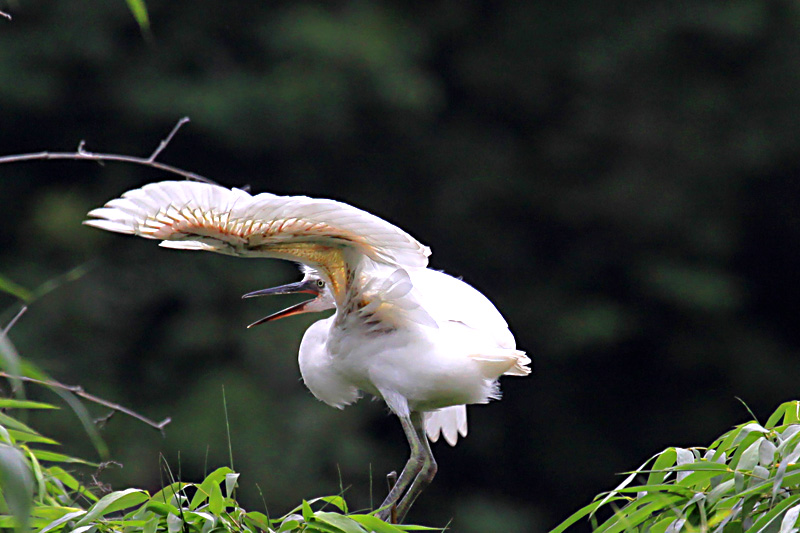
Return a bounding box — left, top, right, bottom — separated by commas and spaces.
425, 405, 467, 446
469, 350, 531, 378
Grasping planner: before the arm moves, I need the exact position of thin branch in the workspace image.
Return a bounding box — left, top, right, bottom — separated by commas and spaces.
149, 116, 190, 162
0, 10, 10, 20
0, 117, 218, 185
2, 306, 27, 336
0, 371, 171, 435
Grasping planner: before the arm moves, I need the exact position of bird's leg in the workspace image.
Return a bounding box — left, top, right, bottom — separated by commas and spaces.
376, 413, 426, 521
394, 414, 437, 523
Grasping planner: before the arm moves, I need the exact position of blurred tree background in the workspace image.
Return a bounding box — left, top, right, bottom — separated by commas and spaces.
1, 1, 800, 531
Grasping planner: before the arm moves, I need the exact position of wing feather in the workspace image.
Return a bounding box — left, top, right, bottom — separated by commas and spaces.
84, 180, 430, 268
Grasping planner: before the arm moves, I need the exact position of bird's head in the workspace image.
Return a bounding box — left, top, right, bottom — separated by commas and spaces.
242, 268, 336, 328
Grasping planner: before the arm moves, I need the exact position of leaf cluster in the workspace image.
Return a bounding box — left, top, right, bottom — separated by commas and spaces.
553, 401, 800, 533
0, 401, 436, 533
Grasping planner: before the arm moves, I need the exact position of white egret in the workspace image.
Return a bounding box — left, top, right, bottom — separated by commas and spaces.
84, 180, 530, 522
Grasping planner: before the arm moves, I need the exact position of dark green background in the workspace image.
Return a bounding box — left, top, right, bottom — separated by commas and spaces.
2, 1, 800, 531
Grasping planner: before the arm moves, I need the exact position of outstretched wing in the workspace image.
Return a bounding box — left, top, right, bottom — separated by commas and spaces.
85, 180, 431, 269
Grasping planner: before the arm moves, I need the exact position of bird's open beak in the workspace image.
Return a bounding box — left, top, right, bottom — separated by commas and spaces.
242, 279, 320, 328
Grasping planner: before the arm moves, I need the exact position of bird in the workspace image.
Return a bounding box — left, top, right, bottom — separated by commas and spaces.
84, 179, 530, 522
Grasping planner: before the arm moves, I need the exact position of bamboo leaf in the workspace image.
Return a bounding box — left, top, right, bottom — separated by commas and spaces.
125, 0, 150, 31
0, 443, 33, 531
314, 512, 368, 533
779, 503, 800, 533
0, 275, 32, 302
0, 399, 58, 409
31, 450, 98, 466
74, 488, 149, 526
748, 493, 800, 532
648, 448, 678, 486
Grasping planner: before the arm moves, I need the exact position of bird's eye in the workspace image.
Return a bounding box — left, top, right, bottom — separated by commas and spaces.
316, 279, 325, 288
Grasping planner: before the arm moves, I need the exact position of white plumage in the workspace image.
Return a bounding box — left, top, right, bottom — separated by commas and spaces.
85, 180, 529, 522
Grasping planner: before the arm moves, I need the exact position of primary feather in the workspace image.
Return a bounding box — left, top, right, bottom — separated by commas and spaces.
85, 180, 431, 269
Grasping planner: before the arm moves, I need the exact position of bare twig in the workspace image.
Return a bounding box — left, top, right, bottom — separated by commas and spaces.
149, 116, 190, 162
0, 117, 218, 185
0, 371, 171, 435
2, 306, 27, 336
0, 10, 10, 20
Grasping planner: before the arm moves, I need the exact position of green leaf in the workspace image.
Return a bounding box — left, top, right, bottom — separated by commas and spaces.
166, 511, 182, 532
143, 515, 159, 533
592, 452, 662, 517
647, 448, 678, 486
0, 423, 13, 445
278, 519, 303, 532
595, 493, 684, 533
761, 439, 778, 466
672, 461, 731, 472
47, 467, 99, 503
309, 495, 348, 513
40, 509, 87, 533
0, 333, 24, 396
189, 467, 234, 512
44, 386, 109, 460
31, 450, 98, 466
224, 472, 239, 498
302, 500, 315, 522
245, 511, 271, 530
0, 443, 34, 531
780, 503, 800, 533
0, 275, 32, 302
736, 438, 763, 491
748, 493, 800, 532
548, 498, 626, 533
314, 512, 368, 533
150, 481, 190, 507
74, 488, 149, 526
0, 399, 58, 409
7, 429, 59, 445
784, 403, 800, 425
349, 514, 408, 532
732, 423, 769, 447
125, 0, 150, 30
207, 480, 224, 514
0, 413, 44, 435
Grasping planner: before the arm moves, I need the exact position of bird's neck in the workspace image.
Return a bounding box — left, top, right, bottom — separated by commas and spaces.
254, 242, 357, 308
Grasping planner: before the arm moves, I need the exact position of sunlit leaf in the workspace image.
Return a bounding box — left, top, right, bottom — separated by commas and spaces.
648, 448, 678, 486
39, 509, 86, 533
780, 503, 800, 533
349, 514, 409, 532
224, 472, 239, 498
314, 512, 368, 533
7, 430, 58, 445
74, 489, 149, 526
0, 399, 58, 410
125, 0, 150, 31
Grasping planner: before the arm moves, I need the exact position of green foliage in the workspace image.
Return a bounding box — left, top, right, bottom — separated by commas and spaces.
0, 402, 436, 533
553, 400, 800, 532
124, 0, 150, 32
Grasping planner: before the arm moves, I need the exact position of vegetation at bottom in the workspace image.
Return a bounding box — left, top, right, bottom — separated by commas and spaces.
0, 396, 438, 533
0, 307, 435, 533
553, 400, 800, 533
